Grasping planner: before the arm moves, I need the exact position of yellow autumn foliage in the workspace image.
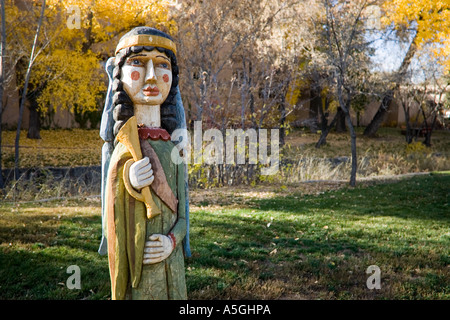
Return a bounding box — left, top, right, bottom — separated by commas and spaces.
46, 0, 177, 45
5, 0, 177, 117
32, 49, 106, 113
382, 0, 450, 70
285, 78, 302, 107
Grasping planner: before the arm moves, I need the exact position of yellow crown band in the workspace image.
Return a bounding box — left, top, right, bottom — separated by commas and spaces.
115, 34, 177, 55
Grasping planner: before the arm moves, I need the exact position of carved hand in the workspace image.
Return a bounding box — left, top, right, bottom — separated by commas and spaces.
143, 234, 174, 265
129, 157, 154, 190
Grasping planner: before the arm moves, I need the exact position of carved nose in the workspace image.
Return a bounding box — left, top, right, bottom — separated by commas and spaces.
145, 60, 157, 82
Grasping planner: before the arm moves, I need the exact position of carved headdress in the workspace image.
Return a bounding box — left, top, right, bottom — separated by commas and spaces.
115, 33, 177, 55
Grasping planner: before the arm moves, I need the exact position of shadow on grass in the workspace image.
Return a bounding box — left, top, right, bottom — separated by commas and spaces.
187, 211, 448, 299
186, 174, 449, 299
254, 173, 450, 222
0, 246, 110, 299
0, 209, 109, 300
0, 213, 101, 252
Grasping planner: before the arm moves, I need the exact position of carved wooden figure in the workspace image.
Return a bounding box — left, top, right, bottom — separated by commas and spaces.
99, 27, 190, 300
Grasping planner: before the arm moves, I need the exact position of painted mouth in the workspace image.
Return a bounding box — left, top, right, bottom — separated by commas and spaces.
143, 86, 160, 96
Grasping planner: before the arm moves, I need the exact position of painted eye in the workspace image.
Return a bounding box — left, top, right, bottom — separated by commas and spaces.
129, 59, 143, 66
158, 62, 170, 69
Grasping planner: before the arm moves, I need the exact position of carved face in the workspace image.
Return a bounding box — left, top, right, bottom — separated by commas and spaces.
121, 50, 173, 106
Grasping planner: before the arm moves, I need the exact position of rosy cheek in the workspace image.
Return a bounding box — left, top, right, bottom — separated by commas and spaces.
131, 71, 140, 81
163, 74, 170, 83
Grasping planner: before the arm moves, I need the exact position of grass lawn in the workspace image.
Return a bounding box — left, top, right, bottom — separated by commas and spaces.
0, 172, 448, 300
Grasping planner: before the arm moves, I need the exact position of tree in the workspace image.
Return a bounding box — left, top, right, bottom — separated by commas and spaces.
0, 0, 5, 189
282, 0, 378, 150
176, 0, 299, 131
14, 0, 46, 181
394, 39, 449, 145
363, 0, 450, 136
0, 0, 34, 188
315, 87, 340, 148
275, 0, 329, 136
397, 83, 421, 144
309, 0, 378, 186
176, 0, 245, 128
414, 63, 449, 147
174, 0, 301, 186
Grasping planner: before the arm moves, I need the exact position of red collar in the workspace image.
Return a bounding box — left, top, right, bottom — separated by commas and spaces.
138, 127, 171, 141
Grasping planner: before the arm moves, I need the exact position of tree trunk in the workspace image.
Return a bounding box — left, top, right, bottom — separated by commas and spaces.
423, 110, 437, 147
335, 73, 357, 186
309, 87, 320, 133
335, 107, 347, 132
0, 0, 5, 189
248, 60, 256, 129
346, 113, 357, 187
14, 0, 46, 180
81, 7, 94, 53
363, 33, 418, 137
240, 57, 248, 128
316, 111, 338, 148
337, 98, 357, 187
187, 101, 194, 131
363, 90, 394, 136
402, 102, 413, 144
279, 93, 286, 147
27, 102, 41, 139
316, 96, 339, 148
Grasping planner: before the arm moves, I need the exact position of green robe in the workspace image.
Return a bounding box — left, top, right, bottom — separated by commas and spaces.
106, 138, 187, 300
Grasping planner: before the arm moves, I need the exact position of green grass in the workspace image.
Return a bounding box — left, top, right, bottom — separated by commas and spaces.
0, 173, 449, 299
0, 201, 110, 299
186, 172, 449, 299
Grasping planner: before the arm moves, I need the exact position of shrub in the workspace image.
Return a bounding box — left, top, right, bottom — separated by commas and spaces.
405, 141, 428, 155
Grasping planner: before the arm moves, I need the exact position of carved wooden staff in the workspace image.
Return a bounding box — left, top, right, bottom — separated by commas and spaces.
117, 116, 161, 219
